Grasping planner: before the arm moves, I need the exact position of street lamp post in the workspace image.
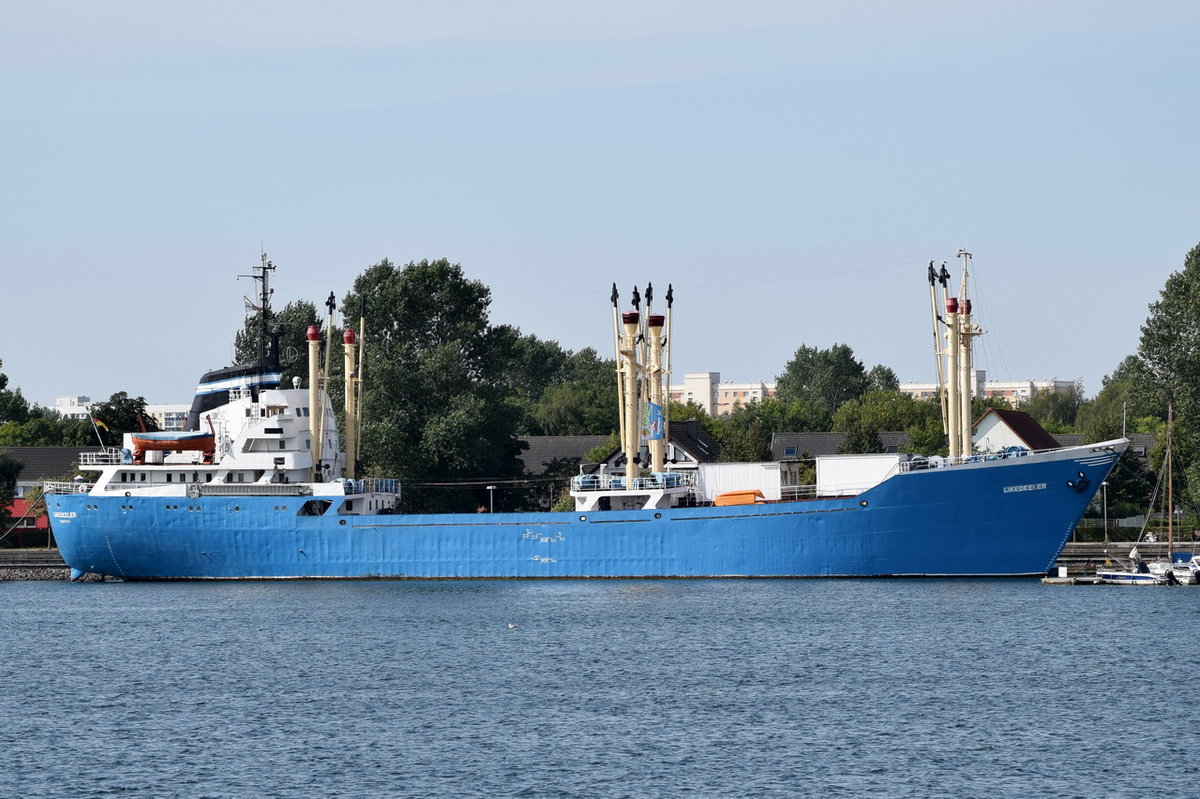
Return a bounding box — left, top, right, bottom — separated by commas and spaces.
487, 485, 496, 513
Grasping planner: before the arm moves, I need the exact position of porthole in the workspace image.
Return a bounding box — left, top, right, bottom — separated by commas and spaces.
579, 515, 587, 522
339, 519, 346, 526
234, 506, 241, 512
859, 500, 869, 507
654, 512, 662, 519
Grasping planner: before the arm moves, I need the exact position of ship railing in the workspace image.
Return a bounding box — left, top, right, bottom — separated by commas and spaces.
897, 446, 1035, 472
342, 478, 401, 496
43, 480, 94, 494
198, 483, 313, 497
781, 484, 818, 501
78, 448, 124, 466
571, 471, 696, 492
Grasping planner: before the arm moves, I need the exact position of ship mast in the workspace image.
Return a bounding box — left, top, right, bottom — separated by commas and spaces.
613, 284, 673, 481
956, 249, 979, 457
239, 253, 276, 366
927, 262, 948, 437
931, 250, 983, 459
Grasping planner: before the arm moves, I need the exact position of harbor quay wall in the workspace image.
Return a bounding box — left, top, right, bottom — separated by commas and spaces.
0, 544, 1174, 581
0, 549, 73, 581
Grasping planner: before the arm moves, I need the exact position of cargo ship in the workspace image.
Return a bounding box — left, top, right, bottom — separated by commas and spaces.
45, 256, 1126, 580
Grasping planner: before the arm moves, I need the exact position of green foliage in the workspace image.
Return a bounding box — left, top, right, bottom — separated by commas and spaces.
906, 415, 948, 456
1100, 450, 1156, 519
0, 417, 91, 447
705, 398, 812, 462
88, 392, 159, 446
833, 390, 945, 456
234, 299, 320, 389
775, 343, 872, 429
532, 382, 617, 435
1133, 242, 1200, 513
345, 259, 527, 513
837, 422, 884, 454
1075, 356, 1153, 442
585, 432, 621, 465
669, 400, 715, 431
0, 360, 31, 426
522, 346, 618, 435
1019, 381, 1085, 434
714, 402, 774, 462
866, 364, 899, 392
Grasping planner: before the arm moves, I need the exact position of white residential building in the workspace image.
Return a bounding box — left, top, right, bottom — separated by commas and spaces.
51, 395, 190, 431
671, 368, 1075, 417
53, 395, 92, 421
669, 373, 776, 417
899, 370, 1075, 406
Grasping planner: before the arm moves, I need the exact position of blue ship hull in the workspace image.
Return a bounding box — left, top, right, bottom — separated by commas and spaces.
48, 444, 1121, 579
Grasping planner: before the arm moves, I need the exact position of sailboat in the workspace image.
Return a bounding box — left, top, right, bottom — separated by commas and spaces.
1098, 409, 1197, 585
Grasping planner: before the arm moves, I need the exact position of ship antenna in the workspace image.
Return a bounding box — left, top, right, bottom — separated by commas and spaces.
238, 252, 276, 365
313, 291, 338, 480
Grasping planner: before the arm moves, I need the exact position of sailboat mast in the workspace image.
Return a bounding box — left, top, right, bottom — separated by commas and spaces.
1168, 404, 1174, 558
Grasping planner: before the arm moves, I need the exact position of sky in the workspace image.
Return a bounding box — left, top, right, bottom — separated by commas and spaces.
3, 1, 1199, 409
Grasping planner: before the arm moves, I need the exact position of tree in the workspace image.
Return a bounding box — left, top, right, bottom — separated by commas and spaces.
0, 360, 31, 426
775, 344, 871, 429
88, 392, 160, 447
234, 299, 320, 389
504, 339, 617, 435
866, 364, 899, 393
532, 382, 617, 436
342, 259, 526, 513
832, 390, 945, 456
715, 402, 774, 462
838, 421, 884, 454
1075, 356, 1153, 443
1020, 381, 1085, 433
707, 397, 812, 462
1133, 242, 1200, 514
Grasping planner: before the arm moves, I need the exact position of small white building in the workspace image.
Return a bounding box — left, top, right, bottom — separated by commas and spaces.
971, 408, 1061, 454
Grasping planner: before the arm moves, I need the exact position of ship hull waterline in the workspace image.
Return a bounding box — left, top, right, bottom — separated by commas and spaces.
48, 444, 1120, 580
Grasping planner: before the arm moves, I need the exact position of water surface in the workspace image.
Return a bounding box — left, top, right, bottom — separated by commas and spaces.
3, 579, 1197, 798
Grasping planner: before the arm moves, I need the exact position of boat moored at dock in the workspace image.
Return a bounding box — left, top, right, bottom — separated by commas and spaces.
45, 255, 1127, 580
